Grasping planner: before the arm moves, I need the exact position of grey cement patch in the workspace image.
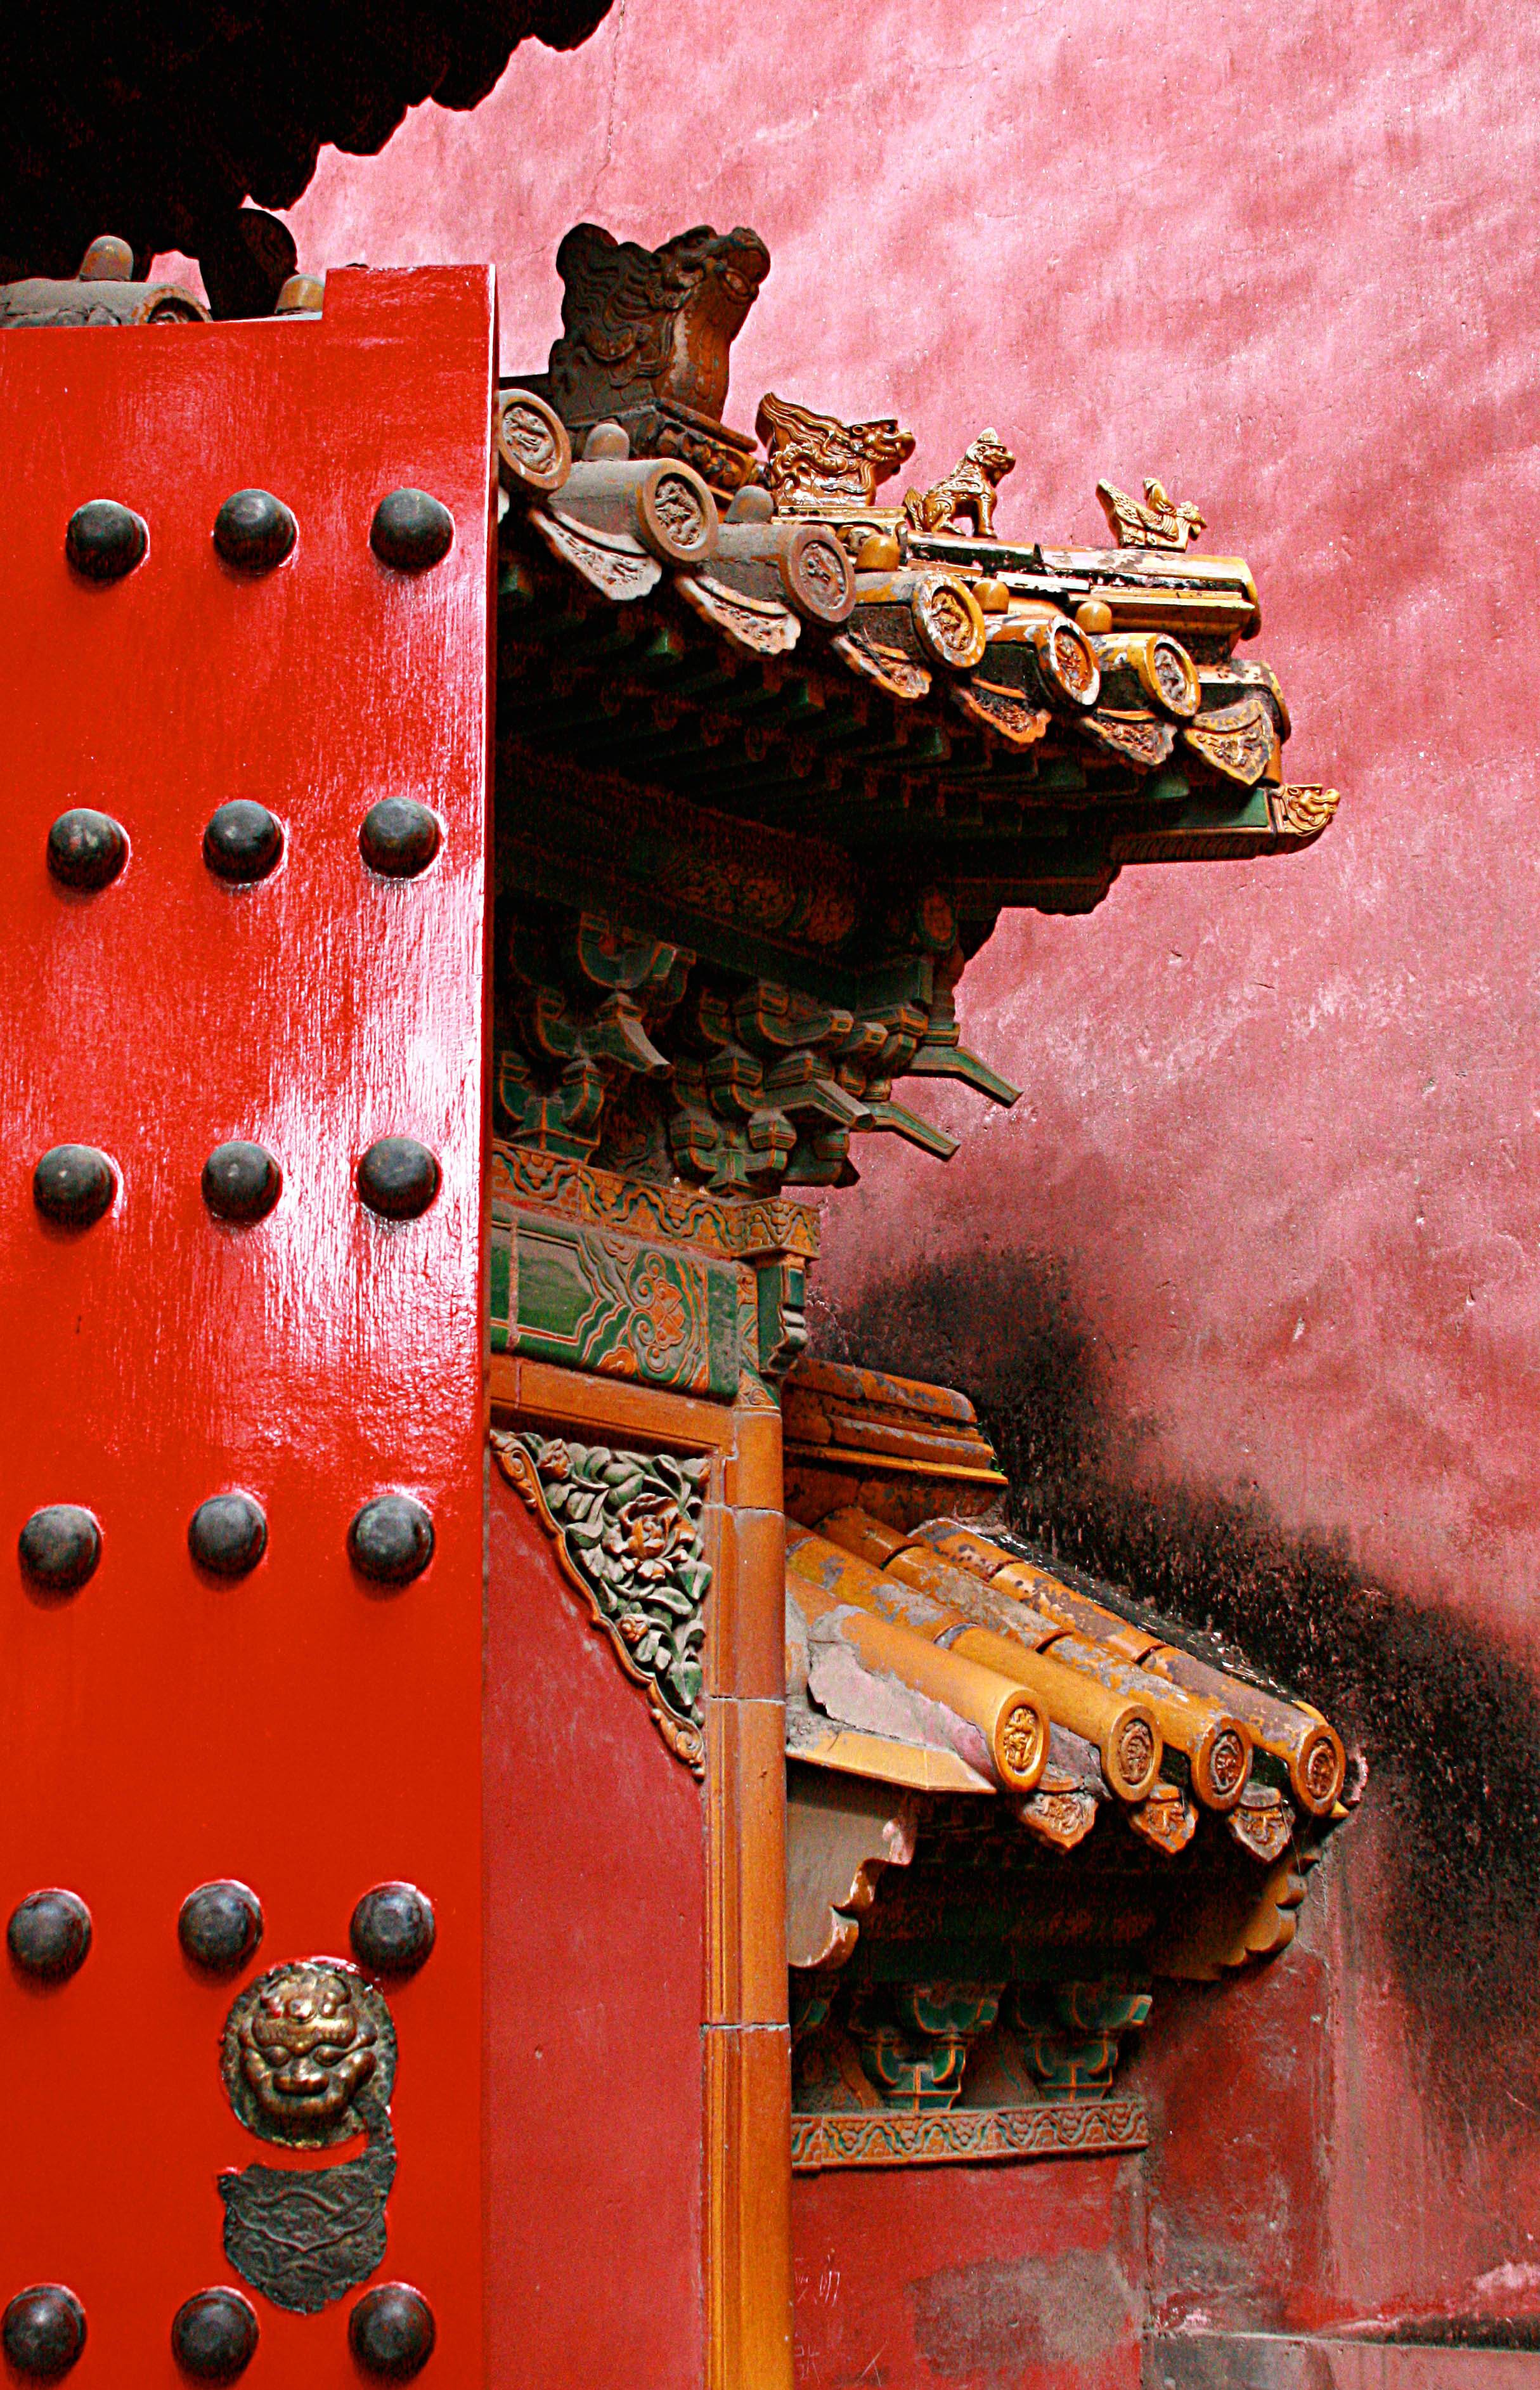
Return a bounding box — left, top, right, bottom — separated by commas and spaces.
910, 2246, 1138, 2377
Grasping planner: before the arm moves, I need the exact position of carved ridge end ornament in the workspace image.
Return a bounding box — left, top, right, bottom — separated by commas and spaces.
526, 221, 770, 490
1096, 476, 1207, 550
493, 1431, 711, 1776
217, 1961, 398, 2316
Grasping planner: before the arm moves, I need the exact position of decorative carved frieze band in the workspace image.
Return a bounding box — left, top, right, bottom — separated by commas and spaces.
493, 1431, 711, 1776
492, 1212, 742, 1398
493, 1144, 820, 1262
790, 2097, 1149, 2171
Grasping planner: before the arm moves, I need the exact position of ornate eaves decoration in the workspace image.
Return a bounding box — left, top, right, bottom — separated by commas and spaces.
489, 218, 1345, 1197
1182, 692, 1276, 784
780, 1361, 1356, 2010
493, 1431, 711, 1776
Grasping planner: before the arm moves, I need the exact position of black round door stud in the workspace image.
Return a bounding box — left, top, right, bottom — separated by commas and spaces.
65, 498, 146, 581
46, 808, 128, 892
212, 490, 297, 573
171, 2289, 259, 2381
7, 1891, 91, 1983
356, 1137, 440, 1221
188, 1493, 268, 1579
2, 2286, 87, 2379
202, 1142, 282, 1225
18, 1506, 101, 1595
203, 801, 283, 885
351, 1883, 436, 1978
349, 2285, 436, 2380
359, 798, 441, 880
178, 1881, 264, 1975
348, 1495, 434, 1588
32, 1145, 116, 1230
370, 488, 454, 573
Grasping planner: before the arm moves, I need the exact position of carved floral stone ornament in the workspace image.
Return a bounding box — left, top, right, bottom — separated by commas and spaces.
217, 1961, 399, 2315
492, 1431, 711, 1774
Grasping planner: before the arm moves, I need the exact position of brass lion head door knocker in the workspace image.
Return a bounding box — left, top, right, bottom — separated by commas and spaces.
217, 1960, 398, 2315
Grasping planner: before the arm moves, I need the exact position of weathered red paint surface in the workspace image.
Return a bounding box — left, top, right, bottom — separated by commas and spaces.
486, 1468, 706, 2389
269, 0, 1540, 2361
1133, 1909, 1335, 2332
0, 273, 493, 2381
793, 2155, 1144, 2390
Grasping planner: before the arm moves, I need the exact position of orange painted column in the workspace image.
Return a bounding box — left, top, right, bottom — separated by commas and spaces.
707, 1402, 793, 2390
488, 1357, 793, 2390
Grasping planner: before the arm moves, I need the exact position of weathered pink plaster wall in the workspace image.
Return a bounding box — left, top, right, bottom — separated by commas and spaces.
259, 0, 1540, 2359
278, 0, 1540, 1634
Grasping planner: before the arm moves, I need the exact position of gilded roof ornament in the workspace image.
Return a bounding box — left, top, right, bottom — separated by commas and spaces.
756, 391, 917, 512
902, 430, 1016, 538
1272, 784, 1341, 838
1096, 475, 1207, 550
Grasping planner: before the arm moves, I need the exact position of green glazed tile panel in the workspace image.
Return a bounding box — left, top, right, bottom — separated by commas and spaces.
491, 1213, 741, 1401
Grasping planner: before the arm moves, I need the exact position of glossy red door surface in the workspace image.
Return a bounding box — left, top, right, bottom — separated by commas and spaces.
0, 270, 494, 2385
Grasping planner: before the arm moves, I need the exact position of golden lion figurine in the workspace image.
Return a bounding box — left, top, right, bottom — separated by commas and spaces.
903, 429, 1016, 537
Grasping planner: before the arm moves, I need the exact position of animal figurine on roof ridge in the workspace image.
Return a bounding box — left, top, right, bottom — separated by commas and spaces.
1096, 476, 1207, 551
903, 429, 1016, 537
756, 391, 916, 511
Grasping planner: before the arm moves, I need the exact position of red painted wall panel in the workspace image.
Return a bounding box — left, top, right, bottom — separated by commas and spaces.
486, 1470, 705, 2389
793, 2157, 1144, 2390
0, 271, 493, 2383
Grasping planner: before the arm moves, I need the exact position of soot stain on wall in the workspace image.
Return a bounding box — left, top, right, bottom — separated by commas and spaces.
810, 1248, 1540, 2119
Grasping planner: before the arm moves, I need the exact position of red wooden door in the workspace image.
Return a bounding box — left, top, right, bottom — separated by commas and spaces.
0, 270, 494, 2386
